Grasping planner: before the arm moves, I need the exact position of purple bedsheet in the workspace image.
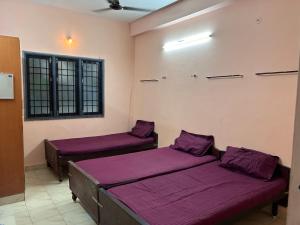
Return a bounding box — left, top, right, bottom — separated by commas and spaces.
51, 132, 155, 155
109, 161, 287, 225
76, 147, 216, 188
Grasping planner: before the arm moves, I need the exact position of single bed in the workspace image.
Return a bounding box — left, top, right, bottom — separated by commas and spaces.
68, 147, 219, 223
45, 131, 158, 181
99, 161, 289, 225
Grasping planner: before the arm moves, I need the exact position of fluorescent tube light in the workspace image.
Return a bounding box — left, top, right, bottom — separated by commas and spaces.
163, 32, 212, 52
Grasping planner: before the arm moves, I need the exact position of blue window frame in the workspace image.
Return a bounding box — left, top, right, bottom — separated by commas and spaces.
24, 52, 104, 120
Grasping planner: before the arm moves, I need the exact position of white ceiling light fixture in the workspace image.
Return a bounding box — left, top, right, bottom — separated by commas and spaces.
163, 31, 213, 52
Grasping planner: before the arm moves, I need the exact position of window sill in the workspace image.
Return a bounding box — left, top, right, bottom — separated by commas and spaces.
24, 114, 104, 121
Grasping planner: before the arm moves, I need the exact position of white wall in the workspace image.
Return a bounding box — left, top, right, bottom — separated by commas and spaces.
0, 0, 134, 166
130, 0, 231, 36
130, 0, 300, 166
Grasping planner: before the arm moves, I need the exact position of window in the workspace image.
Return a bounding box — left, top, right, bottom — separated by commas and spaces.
82, 60, 101, 114
27, 56, 52, 117
24, 52, 104, 120
56, 58, 78, 116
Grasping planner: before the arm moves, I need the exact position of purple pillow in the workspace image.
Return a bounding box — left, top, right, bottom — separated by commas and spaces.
220, 146, 279, 180
130, 120, 155, 138
170, 130, 214, 156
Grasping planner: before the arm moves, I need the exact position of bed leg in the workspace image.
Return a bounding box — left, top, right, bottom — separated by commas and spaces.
58, 164, 63, 182
272, 202, 278, 218
57, 172, 63, 182
58, 171, 63, 182
72, 192, 77, 202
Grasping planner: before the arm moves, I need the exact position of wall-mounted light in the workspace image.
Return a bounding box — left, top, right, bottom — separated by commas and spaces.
163, 31, 213, 52
66, 36, 73, 45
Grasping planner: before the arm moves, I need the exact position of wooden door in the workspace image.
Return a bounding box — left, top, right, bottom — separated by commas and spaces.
0, 35, 24, 197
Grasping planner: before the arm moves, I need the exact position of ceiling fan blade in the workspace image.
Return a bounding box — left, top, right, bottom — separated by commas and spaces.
122, 6, 153, 12
107, 0, 119, 4
93, 8, 112, 13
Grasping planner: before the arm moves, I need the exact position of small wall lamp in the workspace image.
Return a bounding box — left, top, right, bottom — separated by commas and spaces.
66, 36, 73, 45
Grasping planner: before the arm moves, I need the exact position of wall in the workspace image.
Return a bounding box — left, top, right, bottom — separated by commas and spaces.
287, 58, 300, 225
130, 0, 231, 36
131, 0, 300, 166
0, 0, 134, 166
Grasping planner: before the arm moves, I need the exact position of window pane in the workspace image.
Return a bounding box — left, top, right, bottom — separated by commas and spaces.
27, 56, 51, 117
25, 53, 103, 120
57, 59, 78, 115
82, 61, 101, 114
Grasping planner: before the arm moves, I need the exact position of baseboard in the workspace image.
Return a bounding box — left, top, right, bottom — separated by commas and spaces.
0, 193, 24, 206
25, 163, 47, 171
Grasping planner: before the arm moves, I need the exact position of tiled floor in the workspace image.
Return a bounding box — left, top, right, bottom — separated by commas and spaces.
0, 168, 95, 225
0, 167, 287, 225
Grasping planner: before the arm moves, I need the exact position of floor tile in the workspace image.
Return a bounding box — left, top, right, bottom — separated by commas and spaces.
0, 202, 27, 217
15, 215, 33, 225
62, 210, 94, 225
0, 216, 16, 225
28, 204, 60, 223
25, 184, 46, 196
45, 183, 69, 195
25, 191, 50, 201
32, 215, 66, 225
49, 192, 72, 204
25, 198, 54, 211
78, 220, 97, 225
55, 200, 84, 215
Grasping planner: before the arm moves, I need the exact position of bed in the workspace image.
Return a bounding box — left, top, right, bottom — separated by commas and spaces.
68, 147, 219, 223
45, 131, 158, 181
99, 160, 289, 225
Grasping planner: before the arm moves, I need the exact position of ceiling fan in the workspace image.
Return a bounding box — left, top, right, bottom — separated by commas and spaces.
93, 0, 153, 13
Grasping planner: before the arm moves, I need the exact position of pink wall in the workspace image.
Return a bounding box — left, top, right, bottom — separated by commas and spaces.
0, 0, 134, 166
130, 0, 300, 166
0, 0, 299, 167
287, 59, 300, 225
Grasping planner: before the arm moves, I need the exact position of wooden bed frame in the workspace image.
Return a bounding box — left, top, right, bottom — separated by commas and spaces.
45, 132, 158, 181
68, 147, 221, 224
97, 165, 290, 225
69, 148, 290, 225
98, 186, 288, 225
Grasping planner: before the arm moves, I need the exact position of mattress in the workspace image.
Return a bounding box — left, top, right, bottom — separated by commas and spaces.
76, 147, 217, 188
109, 161, 287, 225
50, 132, 155, 155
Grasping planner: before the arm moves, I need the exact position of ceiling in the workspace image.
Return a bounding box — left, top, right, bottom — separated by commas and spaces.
32, 0, 178, 22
